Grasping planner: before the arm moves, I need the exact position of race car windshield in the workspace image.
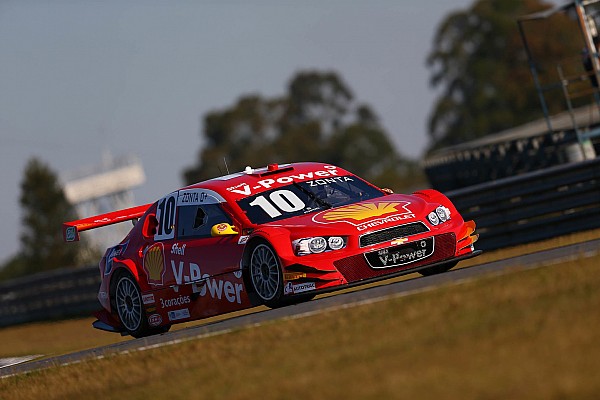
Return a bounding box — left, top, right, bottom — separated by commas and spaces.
237, 175, 385, 224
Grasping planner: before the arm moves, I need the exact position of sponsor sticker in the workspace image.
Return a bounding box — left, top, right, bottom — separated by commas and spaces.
171, 243, 186, 256
104, 241, 129, 276
365, 238, 435, 269
216, 223, 228, 232
160, 295, 191, 309
292, 282, 316, 294
284, 272, 307, 281
148, 314, 162, 327
227, 165, 340, 196
168, 308, 191, 322
142, 293, 155, 305
238, 235, 250, 245
143, 243, 166, 285
284, 282, 293, 295
65, 226, 77, 242
177, 188, 225, 206
313, 201, 415, 231
171, 262, 244, 304
307, 176, 353, 187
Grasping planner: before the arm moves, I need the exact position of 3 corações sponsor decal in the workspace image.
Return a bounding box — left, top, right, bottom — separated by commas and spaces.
160, 295, 191, 309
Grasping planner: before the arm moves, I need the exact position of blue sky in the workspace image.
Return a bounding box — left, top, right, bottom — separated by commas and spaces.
0, 0, 473, 262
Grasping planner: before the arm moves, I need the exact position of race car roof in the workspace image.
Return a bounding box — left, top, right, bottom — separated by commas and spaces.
184, 162, 353, 201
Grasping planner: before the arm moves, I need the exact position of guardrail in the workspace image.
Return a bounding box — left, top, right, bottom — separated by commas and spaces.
0, 265, 99, 328
447, 157, 600, 251
1, 158, 598, 328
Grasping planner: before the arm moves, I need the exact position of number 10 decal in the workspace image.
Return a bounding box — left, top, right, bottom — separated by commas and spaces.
155, 192, 177, 241
248, 189, 305, 218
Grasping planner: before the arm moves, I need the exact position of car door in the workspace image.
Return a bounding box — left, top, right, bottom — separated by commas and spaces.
169, 202, 243, 283
145, 189, 243, 288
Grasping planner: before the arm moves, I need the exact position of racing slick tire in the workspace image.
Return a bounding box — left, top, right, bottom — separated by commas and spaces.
247, 242, 286, 308
113, 270, 170, 338
418, 261, 458, 276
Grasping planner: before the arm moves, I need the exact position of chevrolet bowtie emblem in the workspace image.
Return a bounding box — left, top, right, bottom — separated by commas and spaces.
391, 238, 409, 246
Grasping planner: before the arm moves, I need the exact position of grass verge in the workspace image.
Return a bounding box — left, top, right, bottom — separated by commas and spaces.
1, 255, 599, 399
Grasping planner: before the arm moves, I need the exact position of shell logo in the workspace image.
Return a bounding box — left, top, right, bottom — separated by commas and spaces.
321, 202, 408, 222
143, 243, 165, 285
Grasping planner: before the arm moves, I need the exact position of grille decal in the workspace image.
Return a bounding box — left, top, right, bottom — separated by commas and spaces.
335, 233, 456, 282
359, 222, 429, 247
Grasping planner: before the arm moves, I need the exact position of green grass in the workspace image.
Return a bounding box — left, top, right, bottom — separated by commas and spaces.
1, 255, 599, 399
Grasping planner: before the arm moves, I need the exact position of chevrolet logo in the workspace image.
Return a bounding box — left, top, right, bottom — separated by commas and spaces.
391, 238, 409, 246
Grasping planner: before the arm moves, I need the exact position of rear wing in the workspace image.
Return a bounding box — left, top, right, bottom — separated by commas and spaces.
63, 203, 152, 242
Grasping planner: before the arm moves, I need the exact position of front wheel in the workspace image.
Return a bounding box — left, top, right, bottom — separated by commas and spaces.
248, 243, 284, 308
114, 272, 170, 338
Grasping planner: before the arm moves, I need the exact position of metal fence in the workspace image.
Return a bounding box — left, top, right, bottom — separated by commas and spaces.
0, 265, 99, 328
1, 158, 599, 327
447, 157, 600, 251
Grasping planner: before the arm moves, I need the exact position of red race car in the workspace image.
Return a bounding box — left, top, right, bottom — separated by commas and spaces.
63, 162, 480, 337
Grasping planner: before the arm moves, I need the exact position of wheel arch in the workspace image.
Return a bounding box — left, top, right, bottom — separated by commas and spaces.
108, 261, 138, 314
413, 189, 459, 216
241, 228, 290, 270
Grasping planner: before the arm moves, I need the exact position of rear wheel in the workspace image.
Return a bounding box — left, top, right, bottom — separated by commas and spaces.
113, 271, 170, 338
418, 261, 458, 276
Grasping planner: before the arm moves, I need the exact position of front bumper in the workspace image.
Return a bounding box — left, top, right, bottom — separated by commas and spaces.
285, 250, 482, 300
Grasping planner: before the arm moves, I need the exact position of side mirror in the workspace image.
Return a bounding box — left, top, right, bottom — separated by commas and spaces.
211, 223, 239, 237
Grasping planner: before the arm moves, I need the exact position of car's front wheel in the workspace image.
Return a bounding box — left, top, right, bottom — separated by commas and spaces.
248, 243, 284, 308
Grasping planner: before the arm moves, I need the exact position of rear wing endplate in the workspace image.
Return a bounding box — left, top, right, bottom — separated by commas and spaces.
63, 203, 152, 242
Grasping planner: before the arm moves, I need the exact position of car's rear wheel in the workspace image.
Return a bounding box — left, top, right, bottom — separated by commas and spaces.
418, 261, 458, 276
113, 271, 170, 338
249, 243, 284, 308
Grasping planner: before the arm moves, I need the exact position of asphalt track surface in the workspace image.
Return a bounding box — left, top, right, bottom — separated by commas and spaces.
1, 239, 598, 378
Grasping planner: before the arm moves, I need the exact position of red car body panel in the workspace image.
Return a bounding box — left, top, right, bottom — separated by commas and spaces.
64, 162, 480, 334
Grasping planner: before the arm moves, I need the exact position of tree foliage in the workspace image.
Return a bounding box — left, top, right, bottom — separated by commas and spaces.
184, 71, 423, 190
0, 158, 95, 280
427, 0, 584, 151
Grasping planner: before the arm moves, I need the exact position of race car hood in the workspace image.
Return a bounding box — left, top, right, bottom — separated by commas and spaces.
262, 194, 430, 234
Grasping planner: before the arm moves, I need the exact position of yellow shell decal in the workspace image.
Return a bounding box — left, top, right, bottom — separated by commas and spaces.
322, 202, 407, 222
143, 243, 165, 285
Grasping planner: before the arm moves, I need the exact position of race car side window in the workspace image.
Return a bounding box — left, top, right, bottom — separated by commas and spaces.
178, 204, 232, 239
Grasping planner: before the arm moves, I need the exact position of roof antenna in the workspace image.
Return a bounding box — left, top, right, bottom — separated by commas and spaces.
223, 157, 230, 174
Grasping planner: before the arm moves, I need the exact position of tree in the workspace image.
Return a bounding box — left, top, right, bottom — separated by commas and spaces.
0, 158, 95, 280
184, 70, 424, 190
426, 0, 584, 151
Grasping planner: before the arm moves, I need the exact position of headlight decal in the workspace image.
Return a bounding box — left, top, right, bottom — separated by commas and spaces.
428, 206, 451, 226
293, 236, 347, 255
